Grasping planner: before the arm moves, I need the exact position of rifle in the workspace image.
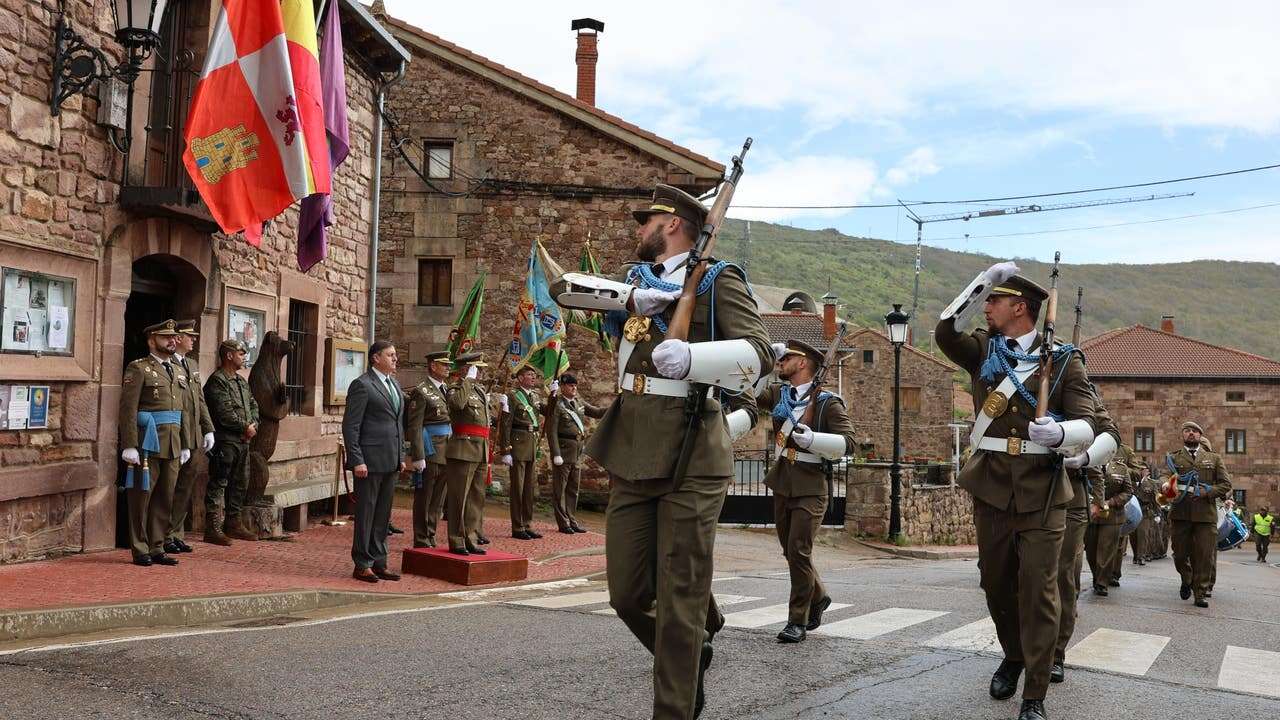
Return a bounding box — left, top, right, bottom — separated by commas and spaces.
669, 138, 753, 484
1071, 286, 1083, 347
1035, 253, 1062, 417
797, 322, 849, 435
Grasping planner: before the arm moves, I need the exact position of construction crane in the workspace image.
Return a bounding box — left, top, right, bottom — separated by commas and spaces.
897, 191, 1193, 341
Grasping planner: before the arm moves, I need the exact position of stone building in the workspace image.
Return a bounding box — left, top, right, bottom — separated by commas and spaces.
1082, 319, 1280, 512
0, 0, 407, 563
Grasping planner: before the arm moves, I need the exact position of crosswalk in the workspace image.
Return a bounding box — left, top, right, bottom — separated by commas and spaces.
503, 588, 1280, 699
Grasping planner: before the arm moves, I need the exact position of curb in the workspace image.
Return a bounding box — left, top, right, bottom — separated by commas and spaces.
853, 538, 980, 560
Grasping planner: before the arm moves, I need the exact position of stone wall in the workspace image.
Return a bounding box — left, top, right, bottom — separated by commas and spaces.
845, 463, 975, 545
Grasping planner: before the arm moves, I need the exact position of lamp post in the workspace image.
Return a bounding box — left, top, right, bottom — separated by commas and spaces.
885, 303, 910, 541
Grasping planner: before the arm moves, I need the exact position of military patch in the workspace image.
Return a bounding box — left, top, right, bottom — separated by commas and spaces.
123, 374, 136, 385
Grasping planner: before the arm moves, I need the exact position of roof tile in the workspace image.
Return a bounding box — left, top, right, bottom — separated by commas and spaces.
1081, 324, 1280, 379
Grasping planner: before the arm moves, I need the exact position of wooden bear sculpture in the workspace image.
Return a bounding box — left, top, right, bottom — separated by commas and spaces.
245, 330, 295, 510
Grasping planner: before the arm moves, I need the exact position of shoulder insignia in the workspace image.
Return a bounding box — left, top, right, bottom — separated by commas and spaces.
123, 374, 136, 385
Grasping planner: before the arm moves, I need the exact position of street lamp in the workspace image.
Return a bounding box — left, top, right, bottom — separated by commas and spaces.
51, 0, 168, 123
885, 303, 910, 541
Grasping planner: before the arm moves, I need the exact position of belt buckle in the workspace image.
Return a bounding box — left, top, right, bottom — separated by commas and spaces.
632, 374, 646, 395
1007, 436, 1022, 456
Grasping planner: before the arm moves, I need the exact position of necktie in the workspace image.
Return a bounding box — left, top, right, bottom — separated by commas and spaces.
162, 362, 173, 381
1006, 338, 1019, 352
651, 263, 665, 277
385, 377, 399, 412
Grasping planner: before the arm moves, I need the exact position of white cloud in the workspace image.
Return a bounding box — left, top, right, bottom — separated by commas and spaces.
883, 147, 940, 187
727, 155, 879, 223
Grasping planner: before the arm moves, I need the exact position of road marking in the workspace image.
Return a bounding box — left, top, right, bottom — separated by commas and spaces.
814, 608, 950, 640
1065, 628, 1169, 676
724, 602, 851, 629
712, 576, 743, 582
1218, 646, 1280, 697
592, 594, 763, 616
924, 616, 1001, 652
438, 577, 594, 601
508, 591, 611, 609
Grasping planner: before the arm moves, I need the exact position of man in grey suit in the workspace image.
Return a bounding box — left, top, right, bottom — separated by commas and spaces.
342, 340, 407, 583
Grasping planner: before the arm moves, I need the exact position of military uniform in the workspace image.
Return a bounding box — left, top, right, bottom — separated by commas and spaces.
500, 382, 544, 537
552, 184, 774, 719
405, 351, 454, 548
1167, 422, 1232, 604
936, 271, 1097, 711
1084, 450, 1135, 592
167, 321, 214, 550
1129, 473, 1157, 563
119, 320, 188, 564
545, 375, 606, 533
203, 341, 259, 544
444, 354, 493, 554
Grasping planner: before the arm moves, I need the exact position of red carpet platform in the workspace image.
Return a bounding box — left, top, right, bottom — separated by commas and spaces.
402, 547, 529, 585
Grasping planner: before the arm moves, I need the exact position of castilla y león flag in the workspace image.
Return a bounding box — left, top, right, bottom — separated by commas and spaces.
183, 0, 330, 247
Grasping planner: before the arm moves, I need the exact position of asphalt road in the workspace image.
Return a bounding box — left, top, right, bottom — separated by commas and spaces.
2, 537, 1277, 720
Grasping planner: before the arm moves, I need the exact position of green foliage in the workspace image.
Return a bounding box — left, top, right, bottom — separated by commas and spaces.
891, 533, 911, 546
720, 219, 1280, 360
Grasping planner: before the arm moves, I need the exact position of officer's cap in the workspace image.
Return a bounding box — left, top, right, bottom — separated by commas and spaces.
1182, 420, 1204, 434
144, 319, 179, 336
455, 352, 487, 367
990, 275, 1049, 304
176, 319, 199, 336
425, 350, 452, 365
632, 184, 708, 229
782, 339, 823, 367
218, 338, 247, 355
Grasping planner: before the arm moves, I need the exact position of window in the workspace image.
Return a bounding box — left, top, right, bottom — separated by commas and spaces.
1135, 389, 1154, 401
899, 386, 922, 414
1226, 391, 1246, 403
1134, 427, 1155, 452
1233, 489, 1247, 506
425, 141, 453, 179
1, 268, 76, 356
417, 258, 452, 306
862, 349, 874, 365
285, 300, 319, 416
1225, 429, 1246, 454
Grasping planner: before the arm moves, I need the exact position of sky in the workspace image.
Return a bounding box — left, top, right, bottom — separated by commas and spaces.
382, 1, 1280, 265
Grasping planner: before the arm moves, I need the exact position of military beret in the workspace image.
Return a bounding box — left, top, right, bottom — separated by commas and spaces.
425, 350, 452, 364
633, 183, 708, 229
782, 339, 823, 367
218, 338, 247, 354
1182, 420, 1204, 434
144, 319, 179, 336
559, 373, 578, 385
513, 364, 540, 378
176, 319, 199, 336
455, 352, 487, 367
990, 275, 1049, 304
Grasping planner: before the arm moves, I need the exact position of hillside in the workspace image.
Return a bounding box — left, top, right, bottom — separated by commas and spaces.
715, 220, 1280, 361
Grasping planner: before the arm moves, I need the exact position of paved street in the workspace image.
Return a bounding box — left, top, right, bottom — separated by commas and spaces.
1, 535, 1277, 720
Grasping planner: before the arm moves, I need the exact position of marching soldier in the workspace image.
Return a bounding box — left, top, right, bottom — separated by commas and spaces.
936, 262, 1097, 720
552, 183, 773, 718
203, 339, 260, 545
1083, 445, 1135, 596
755, 339, 853, 644
119, 319, 189, 567
444, 353, 491, 556
166, 319, 215, 554
1167, 421, 1232, 608
500, 365, 545, 540
1130, 466, 1157, 565
404, 350, 455, 548
545, 373, 606, 534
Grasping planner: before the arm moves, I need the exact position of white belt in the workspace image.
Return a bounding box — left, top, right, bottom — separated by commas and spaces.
621, 372, 689, 397
775, 444, 822, 464
975, 437, 1052, 456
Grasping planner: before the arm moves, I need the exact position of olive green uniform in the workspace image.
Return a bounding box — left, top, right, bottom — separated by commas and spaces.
203, 367, 259, 529
756, 384, 854, 626
546, 395, 606, 531
169, 354, 214, 543
119, 355, 188, 560
499, 387, 543, 534
405, 378, 452, 546
1167, 446, 1232, 601
445, 377, 491, 551
1084, 453, 1135, 588
1130, 475, 1157, 562
936, 319, 1096, 701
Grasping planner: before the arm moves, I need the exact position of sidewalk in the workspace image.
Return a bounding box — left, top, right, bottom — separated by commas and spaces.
854, 538, 979, 560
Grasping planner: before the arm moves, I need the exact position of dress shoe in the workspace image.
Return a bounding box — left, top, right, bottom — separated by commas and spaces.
1018, 699, 1047, 720
449, 546, 470, 556
1092, 584, 1108, 596
558, 528, 576, 534
466, 542, 487, 555
373, 568, 401, 581
1179, 583, 1192, 600
1194, 597, 1209, 608
776, 623, 807, 643
132, 555, 153, 567
694, 641, 712, 718
807, 596, 833, 631
352, 568, 379, 583
388, 523, 405, 535
477, 535, 490, 545
413, 542, 432, 549
163, 540, 182, 555
512, 530, 532, 540
571, 525, 588, 533
526, 530, 543, 539
176, 539, 194, 553
1049, 662, 1065, 684
989, 659, 1024, 700
150, 554, 179, 566
1107, 579, 1120, 587
1205, 590, 1213, 598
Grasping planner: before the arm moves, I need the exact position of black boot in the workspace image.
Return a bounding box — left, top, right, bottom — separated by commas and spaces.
807, 596, 833, 631
1179, 583, 1192, 600
1049, 662, 1065, 683
694, 641, 712, 718
776, 623, 806, 643
1018, 699, 1047, 720
989, 659, 1023, 700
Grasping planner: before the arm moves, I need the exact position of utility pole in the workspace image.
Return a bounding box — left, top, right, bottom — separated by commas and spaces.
742, 221, 751, 275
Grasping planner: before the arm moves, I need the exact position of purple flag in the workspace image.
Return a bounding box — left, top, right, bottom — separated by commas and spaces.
297, 0, 351, 272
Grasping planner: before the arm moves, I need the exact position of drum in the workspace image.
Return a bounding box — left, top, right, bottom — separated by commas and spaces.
1218, 511, 1248, 551
1120, 494, 1143, 536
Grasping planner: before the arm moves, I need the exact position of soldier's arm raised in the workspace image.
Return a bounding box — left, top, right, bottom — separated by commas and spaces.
584, 401, 607, 419
447, 379, 470, 412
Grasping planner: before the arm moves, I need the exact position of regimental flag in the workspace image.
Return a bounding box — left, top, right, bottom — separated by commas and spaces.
296, 0, 349, 272
446, 272, 486, 361
183, 0, 331, 246
508, 241, 570, 381
571, 241, 613, 353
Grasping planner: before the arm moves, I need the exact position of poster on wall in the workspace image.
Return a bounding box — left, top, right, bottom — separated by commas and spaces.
0, 385, 9, 429
27, 385, 49, 429
228, 305, 265, 368
7, 385, 30, 430
1, 268, 75, 355
325, 339, 368, 405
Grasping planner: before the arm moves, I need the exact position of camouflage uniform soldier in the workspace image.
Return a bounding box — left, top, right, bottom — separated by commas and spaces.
203, 338, 260, 545
166, 319, 215, 554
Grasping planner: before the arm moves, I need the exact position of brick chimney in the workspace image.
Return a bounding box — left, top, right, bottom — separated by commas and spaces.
572, 19, 604, 106
821, 292, 838, 343
1160, 315, 1176, 334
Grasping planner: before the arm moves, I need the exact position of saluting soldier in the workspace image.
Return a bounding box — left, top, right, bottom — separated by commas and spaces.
1167, 421, 1232, 608
166, 319, 215, 554
444, 353, 492, 556
755, 340, 853, 644
545, 373, 606, 534
1083, 445, 1135, 596
119, 319, 189, 567
404, 350, 455, 548
552, 183, 774, 719
499, 365, 545, 540
935, 262, 1097, 720
202, 338, 260, 545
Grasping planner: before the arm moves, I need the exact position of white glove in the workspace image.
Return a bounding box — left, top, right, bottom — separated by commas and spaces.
413, 459, 427, 471
466, 364, 478, 379
180, 449, 192, 465
985, 261, 1020, 286
549, 380, 560, 395
1063, 450, 1090, 470
501, 454, 513, 466
1028, 417, 1065, 447
652, 339, 692, 379
632, 287, 682, 317
499, 394, 510, 412
770, 342, 787, 361
121, 448, 140, 465
791, 424, 814, 449
553, 455, 564, 466
202, 432, 215, 452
